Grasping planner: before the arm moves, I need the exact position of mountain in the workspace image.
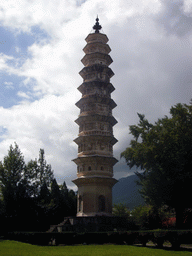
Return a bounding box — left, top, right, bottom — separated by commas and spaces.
112, 174, 145, 210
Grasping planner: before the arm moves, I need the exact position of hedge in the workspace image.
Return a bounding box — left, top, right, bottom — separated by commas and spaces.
3, 230, 192, 249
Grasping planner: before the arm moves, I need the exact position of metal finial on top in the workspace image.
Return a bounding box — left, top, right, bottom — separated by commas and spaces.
93, 17, 102, 33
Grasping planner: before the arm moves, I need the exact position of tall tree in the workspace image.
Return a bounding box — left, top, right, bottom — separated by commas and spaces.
121, 102, 192, 228
26, 149, 54, 198
51, 178, 61, 205
60, 181, 77, 217
60, 181, 68, 198
38, 181, 51, 205
67, 189, 77, 216
38, 149, 54, 187
0, 143, 27, 217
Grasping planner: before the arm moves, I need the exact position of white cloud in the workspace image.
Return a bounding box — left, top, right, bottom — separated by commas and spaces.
0, 93, 79, 185
4, 81, 14, 89
183, 0, 192, 14
0, 53, 14, 70
17, 91, 30, 99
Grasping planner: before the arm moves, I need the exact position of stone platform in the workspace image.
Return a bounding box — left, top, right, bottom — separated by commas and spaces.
49, 216, 127, 233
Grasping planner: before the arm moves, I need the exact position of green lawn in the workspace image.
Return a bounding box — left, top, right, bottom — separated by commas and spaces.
0, 240, 192, 256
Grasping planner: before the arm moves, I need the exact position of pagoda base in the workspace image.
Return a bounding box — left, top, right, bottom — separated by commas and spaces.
48, 215, 127, 233
76, 211, 112, 217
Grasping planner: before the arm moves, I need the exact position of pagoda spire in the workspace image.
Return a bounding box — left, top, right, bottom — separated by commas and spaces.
93, 16, 102, 33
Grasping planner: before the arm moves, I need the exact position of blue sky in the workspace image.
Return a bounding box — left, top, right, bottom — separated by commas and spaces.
0, 0, 192, 188
0, 25, 51, 108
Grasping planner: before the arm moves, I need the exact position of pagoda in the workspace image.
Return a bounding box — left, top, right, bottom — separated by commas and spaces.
72, 18, 118, 217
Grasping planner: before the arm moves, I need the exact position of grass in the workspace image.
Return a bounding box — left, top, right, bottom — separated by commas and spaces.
0, 240, 192, 256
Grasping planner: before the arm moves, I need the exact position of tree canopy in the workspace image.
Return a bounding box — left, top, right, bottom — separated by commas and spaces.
0, 143, 77, 232
121, 102, 192, 228
26, 149, 54, 198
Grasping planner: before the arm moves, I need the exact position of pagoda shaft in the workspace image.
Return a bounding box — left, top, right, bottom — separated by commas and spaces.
72, 20, 118, 217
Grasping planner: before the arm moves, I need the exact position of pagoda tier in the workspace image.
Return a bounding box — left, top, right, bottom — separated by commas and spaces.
75, 97, 116, 118
79, 64, 114, 83
74, 135, 117, 159
76, 95, 116, 108
83, 42, 111, 55
81, 52, 113, 67
73, 155, 118, 178
72, 18, 118, 217
78, 81, 115, 95
85, 32, 109, 44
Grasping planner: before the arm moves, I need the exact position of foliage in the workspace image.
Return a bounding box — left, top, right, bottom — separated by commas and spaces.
121, 102, 192, 228
162, 217, 176, 229
113, 203, 130, 218
131, 205, 153, 229
131, 205, 169, 230
60, 181, 68, 198
0, 143, 77, 232
39, 181, 51, 205
0, 143, 27, 217
67, 189, 77, 216
26, 149, 54, 198
51, 178, 61, 205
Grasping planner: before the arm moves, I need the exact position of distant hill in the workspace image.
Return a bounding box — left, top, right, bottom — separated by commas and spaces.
112, 174, 145, 210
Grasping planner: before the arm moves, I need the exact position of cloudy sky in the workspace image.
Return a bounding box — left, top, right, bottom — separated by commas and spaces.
0, 0, 192, 189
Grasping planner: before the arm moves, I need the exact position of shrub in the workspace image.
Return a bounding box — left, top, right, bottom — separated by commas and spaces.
162, 217, 176, 229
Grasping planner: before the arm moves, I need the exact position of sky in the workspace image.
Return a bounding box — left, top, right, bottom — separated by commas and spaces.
0, 0, 192, 189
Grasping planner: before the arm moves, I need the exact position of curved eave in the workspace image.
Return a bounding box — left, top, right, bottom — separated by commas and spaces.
79, 64, 114, 79
83, 42, 111, 54
85, 33, 109, 44
72, 155, 118, 166
77, 82, 115, 94
72, 176, 118, 187
75, 96, 117, 109
74, 135, 118, 145
75, 115, 118, 126
81, 52, 113, 67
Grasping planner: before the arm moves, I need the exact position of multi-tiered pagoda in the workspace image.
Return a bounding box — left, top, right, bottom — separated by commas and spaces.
73, 18, 118, 217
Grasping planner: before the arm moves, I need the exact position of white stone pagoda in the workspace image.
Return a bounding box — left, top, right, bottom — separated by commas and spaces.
72, 18, 118, 217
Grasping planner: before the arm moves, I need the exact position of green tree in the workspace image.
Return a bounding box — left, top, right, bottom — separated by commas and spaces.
113, 203, 130, 218
51, 178, 61, 205
0, 143, 36, 231
39, 181, 51, 205
62, 183, 77, 216
59, 181, 76, 216
49, 180, 77, 224
26, 149, 54, 198
0, 143, 27, 217
67, 189, 77, 215
121, 102, 192, 228
131, 205, 152, 229
131, 205, 171, 229
60, 181, 68, 198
